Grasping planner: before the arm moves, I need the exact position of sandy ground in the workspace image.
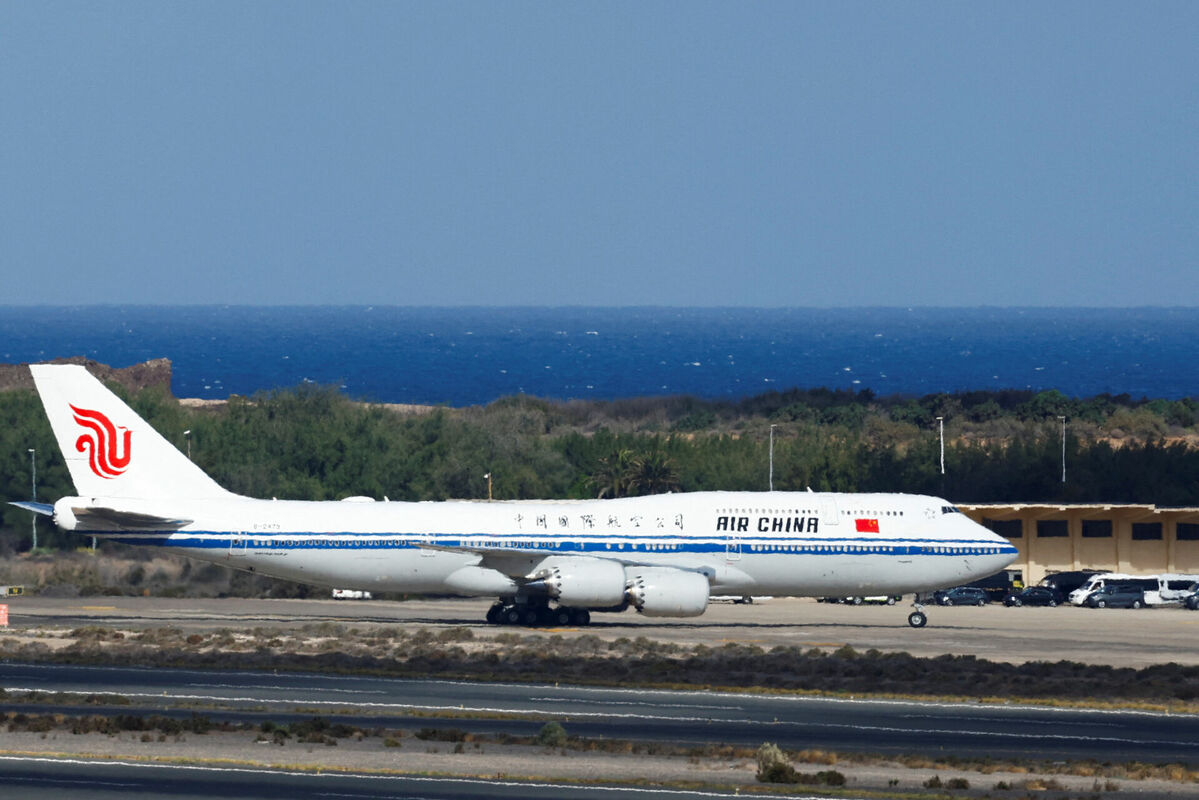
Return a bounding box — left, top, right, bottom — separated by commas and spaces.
0, 728, 1194, 798
4, 595, 1198, 668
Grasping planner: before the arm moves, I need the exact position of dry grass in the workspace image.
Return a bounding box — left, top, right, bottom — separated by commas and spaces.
3, 622, 1199, 712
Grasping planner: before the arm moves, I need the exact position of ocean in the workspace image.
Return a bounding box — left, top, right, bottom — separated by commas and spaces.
2, 306, 1197, 404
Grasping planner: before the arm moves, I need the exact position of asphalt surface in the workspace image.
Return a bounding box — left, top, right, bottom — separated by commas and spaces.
3, 596, 1198, 798
5, 594, 1199, 667
3, 662, 1197, 766
0, 756, 786, 800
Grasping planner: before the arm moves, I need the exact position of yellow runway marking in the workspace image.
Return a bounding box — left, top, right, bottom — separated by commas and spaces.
73, 606, 117, 611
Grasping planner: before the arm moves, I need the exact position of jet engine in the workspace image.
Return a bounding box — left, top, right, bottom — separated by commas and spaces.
625, 567, 710, 617
528, 557, 627, 607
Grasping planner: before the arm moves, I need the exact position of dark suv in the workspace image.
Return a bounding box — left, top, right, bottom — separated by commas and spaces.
1003, 586, 1064, 607
1083, 584, 1145, 609
933, 586, 991, 606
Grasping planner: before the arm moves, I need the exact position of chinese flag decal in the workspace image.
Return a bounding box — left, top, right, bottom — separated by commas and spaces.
855, 518, 880, 533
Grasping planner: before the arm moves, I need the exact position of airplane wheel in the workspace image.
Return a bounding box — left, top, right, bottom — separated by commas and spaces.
522, 608, 540, 626
570, 608, 591, 626
907, 611, 928, 628
552, 607, 573, 625
485, 604, 503, 624
503, 607, 522, 625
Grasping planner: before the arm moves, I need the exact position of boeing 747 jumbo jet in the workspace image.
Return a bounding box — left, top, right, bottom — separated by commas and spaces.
13, 364, 1017, 628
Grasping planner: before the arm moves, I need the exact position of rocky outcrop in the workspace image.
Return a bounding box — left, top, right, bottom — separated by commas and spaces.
0, 357, 174, 396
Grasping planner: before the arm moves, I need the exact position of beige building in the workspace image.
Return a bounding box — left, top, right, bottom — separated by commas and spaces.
960, 503, 1199, 585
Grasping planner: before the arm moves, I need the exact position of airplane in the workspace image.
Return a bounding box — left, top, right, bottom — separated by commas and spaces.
11, 364, 1018, 628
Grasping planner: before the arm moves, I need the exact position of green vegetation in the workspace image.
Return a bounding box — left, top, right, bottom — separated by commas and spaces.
535, 720, 568, 747
5, 380, 1199, 551
755, 742, 847, 785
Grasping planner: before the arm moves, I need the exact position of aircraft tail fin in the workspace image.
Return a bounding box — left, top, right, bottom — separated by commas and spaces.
30, 364, 232, 500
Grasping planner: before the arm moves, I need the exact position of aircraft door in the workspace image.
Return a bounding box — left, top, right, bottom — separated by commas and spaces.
819, 495, 840, 527
227, 533, 248, 558
725, 535, 741, 561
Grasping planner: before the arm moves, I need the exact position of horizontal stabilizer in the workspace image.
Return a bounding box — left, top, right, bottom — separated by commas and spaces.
71, 506, 193, 531
8, 501, 54, 516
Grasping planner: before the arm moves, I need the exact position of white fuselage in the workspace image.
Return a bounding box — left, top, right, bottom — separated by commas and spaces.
65, 491, 1017, 599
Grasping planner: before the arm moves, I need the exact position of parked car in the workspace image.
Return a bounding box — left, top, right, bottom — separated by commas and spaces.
933, 586, 991, 606
1082, 584, 1145, 609
1003, 586, 1064, 607
1038, 570, 1102, 597
331, 588, 373, 600
818, 595, 900, 605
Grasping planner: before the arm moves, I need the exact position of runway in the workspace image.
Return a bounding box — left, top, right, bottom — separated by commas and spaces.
3, 662, 1196, 766
0, 756, 774, 800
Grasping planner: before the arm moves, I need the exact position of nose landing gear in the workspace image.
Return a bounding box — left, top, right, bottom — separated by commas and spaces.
907, 595, 929, 628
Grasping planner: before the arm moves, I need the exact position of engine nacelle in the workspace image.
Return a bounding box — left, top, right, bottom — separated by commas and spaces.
444, 565, 519, 596
625, 567, 710, 617
531, 557, 627, 607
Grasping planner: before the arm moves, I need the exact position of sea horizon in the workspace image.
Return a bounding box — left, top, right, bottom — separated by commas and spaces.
3, 305, 1198, 405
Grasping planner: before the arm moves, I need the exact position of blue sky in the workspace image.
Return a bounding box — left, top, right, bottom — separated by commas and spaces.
2, 2, 1196, 306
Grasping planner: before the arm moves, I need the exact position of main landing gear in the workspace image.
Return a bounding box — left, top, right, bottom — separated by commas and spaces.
485, 600, 591, 627
907, 595, 929, 628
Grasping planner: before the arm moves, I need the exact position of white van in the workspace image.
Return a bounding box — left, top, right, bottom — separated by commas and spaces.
1068, 573, 1199, 606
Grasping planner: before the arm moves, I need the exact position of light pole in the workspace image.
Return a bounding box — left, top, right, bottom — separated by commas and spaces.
935, 417, 945, 475
1058, 416, 1066, 483
28, 448, 37, 551
484, 473, 493, 501
769, 424, 776, 491
184, 430, 192, 460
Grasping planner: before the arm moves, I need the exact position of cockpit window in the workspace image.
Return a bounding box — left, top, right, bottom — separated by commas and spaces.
941, 506, 961, 514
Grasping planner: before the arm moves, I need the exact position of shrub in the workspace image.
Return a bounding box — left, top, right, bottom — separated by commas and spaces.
756, 742, 796, 783
535, 721, 568, 748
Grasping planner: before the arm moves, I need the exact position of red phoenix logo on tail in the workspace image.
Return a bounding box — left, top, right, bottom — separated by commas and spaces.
71, 405, 132, 479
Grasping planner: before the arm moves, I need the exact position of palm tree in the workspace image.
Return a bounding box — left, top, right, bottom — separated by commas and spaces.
587, 448, 636, 498
627, 449, 681, 495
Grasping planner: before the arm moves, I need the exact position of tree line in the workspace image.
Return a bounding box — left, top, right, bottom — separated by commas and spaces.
3, 380, 1199, 551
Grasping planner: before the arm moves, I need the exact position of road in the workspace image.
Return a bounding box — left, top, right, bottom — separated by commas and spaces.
0, 756, 788, 800
2, 662, 1196, 766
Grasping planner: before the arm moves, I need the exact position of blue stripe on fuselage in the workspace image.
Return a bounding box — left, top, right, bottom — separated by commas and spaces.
85, 531, 1018, 559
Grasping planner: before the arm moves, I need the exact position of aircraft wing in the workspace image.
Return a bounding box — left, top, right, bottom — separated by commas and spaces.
419, 541, 674, 570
